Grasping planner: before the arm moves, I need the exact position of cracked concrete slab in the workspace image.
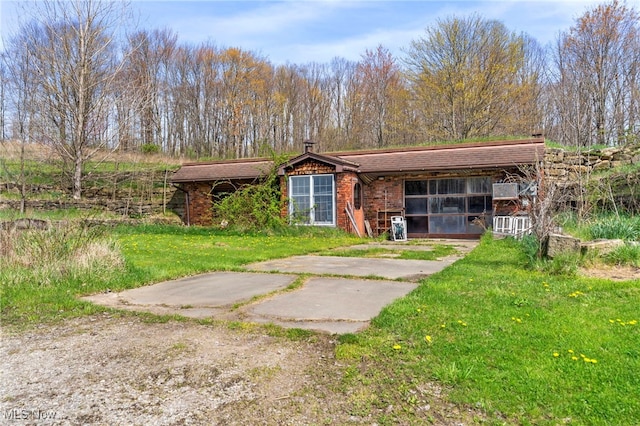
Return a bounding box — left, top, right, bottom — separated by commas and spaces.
245, 277, 418, 333
246, 255, 457, 280
84, 240, 478, 334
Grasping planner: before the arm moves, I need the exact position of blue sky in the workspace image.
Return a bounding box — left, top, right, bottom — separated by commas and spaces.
2, 0, 607, 65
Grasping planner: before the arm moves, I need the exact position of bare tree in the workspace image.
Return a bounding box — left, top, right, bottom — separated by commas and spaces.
355, 45, 412, 148
0, 55, 7, 141
549, 0, 640, 147
404, 14, 541, 141
18, 0, 132, 199
1, 30, 41, 213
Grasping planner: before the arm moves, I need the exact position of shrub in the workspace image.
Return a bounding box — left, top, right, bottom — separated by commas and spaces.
212, 153, 288, 231
140, 143, 160, 155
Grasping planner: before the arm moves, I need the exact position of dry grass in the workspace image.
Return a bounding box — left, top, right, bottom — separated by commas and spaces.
0, 139, 55, 162
0, 223, 124, 279
0, 139, 181, 165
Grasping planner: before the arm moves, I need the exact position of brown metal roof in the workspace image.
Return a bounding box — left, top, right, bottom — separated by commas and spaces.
171, 158, 274, 182
171, 138, 545, 183
337, 138, 545, 174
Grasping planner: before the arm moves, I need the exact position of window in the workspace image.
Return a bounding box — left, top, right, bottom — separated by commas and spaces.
289, 175, 335, 225
404, 176, 492, 236
353, 182, 362, 210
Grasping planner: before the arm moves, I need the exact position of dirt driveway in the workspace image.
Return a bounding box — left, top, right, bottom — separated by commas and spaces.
1, 314, 478, 425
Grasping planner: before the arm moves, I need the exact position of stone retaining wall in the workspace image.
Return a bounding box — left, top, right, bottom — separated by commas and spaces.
0, 189, 185, 218
544, 145, 640, 183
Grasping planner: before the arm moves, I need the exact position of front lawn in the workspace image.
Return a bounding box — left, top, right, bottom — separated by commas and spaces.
2, 223, 638, 424
336, 234, 640, 425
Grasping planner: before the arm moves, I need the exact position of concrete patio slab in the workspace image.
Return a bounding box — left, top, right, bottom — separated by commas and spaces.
245, 277, 418, 333
246, 255, 457, 280
84, 240, 478, 334
83, 272, 297, 312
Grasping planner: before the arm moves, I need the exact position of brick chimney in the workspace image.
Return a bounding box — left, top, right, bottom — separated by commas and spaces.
303, 140, 316, 153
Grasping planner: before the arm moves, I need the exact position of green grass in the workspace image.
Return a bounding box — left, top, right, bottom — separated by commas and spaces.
3, 224, 639, 424
0, 154, 180, 201
0, 207, 124, 221
322, 244, 457, 261
335, 234, 640, 425
0, 224, 361, 328
559, 212, 640, 243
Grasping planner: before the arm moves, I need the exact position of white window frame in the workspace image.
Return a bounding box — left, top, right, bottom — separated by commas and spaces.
288, 174, 336, 226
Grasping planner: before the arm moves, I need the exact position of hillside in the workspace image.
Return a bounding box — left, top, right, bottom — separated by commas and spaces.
0, 141, 182, 219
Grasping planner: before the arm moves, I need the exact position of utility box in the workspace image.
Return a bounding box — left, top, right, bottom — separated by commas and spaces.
492, 183, 519, 200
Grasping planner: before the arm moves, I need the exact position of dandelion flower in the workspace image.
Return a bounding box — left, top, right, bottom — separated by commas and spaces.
553, 352, 560, 357
393, 344, 401, 350
568, 349, 574, 354
425, 335, 432, 343
571, 356, 578, 361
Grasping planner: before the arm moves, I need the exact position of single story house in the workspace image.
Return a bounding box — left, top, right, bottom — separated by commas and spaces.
171, 137, 545, 238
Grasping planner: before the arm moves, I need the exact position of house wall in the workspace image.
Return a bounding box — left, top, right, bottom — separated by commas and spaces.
279, 158, 336, 219
178, 164, 530, 237
280, 159, 335, 221
280, 159, 365, 235
182, 182, 213, 226
363, 177, 404, 235
335, 172, 364, 235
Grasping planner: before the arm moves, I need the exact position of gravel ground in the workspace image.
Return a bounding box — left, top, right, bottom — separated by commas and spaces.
1, 314, 480, 425
1, 314, 351, 425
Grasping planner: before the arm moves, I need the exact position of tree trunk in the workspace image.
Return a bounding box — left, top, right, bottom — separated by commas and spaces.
73, 152, 82, 200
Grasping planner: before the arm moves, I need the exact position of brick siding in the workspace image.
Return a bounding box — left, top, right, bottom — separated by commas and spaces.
183, 182, 213, 226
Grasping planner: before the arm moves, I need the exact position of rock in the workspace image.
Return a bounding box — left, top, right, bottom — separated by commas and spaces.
580, 239, 625, 256
613, 152, 632, 161
547, 233, 581, 258
592, 160, 611, 171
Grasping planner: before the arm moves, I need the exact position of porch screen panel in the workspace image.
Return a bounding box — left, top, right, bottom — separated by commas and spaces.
405, 180, 428, 196
429, 216, 466, 234
406, 198, 427, 214
405, 216, 428, 233
405, 176, 492, 236
429, 196, 465, 214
